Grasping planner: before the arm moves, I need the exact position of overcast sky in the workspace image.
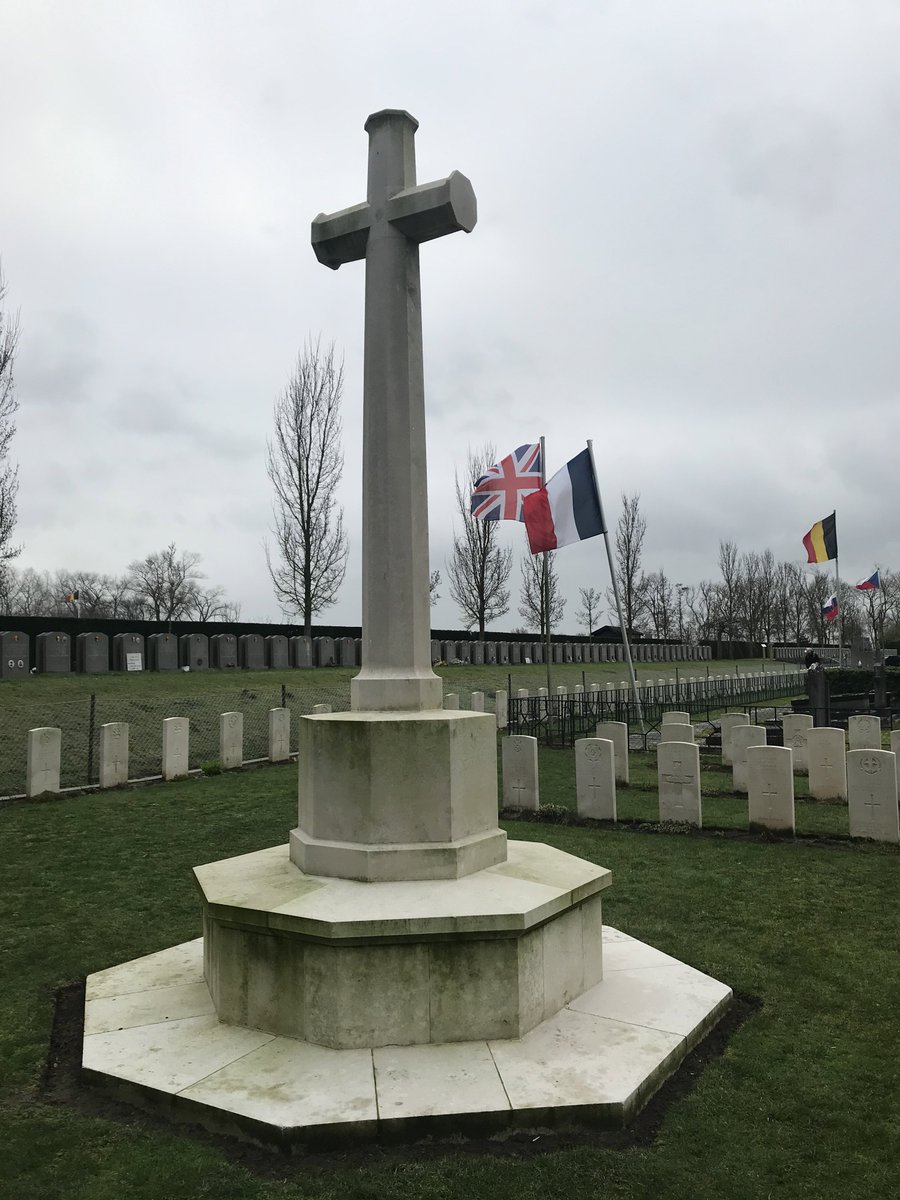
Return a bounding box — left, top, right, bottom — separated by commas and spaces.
3, 0, 899, 630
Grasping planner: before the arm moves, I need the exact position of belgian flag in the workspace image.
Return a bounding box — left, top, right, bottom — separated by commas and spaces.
803, 513, 837, 564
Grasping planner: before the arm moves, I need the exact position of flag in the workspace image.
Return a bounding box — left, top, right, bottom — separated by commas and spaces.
855, 570, 881, 591
822, 593, 839, 622
470, 443, 542, 522
522, 448, 605, 553
803, 512, 837, 563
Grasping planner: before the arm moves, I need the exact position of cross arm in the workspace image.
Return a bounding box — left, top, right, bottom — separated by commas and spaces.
387, 170, 477, 244
311, 201, 371, 270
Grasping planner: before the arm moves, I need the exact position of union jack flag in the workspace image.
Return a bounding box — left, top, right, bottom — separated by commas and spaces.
470, 443, 542, 522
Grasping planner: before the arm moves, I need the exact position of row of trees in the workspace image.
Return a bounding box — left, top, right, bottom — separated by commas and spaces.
0, 544, 240, 621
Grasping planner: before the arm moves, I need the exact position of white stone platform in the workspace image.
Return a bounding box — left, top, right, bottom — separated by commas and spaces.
82, 926, 731, 1148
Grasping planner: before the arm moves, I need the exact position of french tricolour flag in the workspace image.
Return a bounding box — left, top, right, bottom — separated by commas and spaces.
522, 449, 605, 554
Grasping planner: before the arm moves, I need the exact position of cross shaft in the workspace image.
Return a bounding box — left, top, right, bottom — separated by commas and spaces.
312, 110, 476, 712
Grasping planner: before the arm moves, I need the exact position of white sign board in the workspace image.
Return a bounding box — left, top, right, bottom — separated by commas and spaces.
126, 653, 143, 672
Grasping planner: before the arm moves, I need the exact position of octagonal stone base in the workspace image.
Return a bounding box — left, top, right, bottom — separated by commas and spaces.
195, 841, 611, 1048
82, 927, 732, 1149
291, 709, 505, 881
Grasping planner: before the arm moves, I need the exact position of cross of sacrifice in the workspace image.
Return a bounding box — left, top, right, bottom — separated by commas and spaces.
311, 110, 476, 714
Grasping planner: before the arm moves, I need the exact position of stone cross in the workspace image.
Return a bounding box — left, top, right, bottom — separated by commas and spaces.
312, 110, 476, 713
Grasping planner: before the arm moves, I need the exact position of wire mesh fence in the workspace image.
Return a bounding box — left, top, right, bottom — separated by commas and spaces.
0, 680, 353, 798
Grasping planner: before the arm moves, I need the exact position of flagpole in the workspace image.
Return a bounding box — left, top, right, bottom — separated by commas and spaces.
539, 435, 552, 694
833, 513, 843, 666
587, 439, 645, 737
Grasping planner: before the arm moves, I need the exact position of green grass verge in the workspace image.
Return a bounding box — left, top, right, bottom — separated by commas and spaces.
2, 750, 897, 1199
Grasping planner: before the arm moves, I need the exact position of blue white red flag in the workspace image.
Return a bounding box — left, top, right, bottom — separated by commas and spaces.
470, 443, 542, 522
855, 570, 881, 591
822, 593, 839, 622
522, 448, 605, 553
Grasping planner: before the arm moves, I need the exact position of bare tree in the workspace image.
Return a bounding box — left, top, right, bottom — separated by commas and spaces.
717, 539, 741, 640
187, 585, 241, 622
265, 338, 348, 636
127, 544, 205, 620
518, 552, 565, 638
0, 264, 22, 595
447, 445, 512, 635
576, 586, 602, 640
607, 493, 647, 633
644, 569, 676, 639
429, 569, 441, 608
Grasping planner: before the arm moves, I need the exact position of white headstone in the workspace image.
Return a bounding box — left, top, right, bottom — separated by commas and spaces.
162, 717, 189, 781
26, 727, 61, 796
268, 707, 291, 762
782, 713, 814, 773
471, 690, 485, 712
848, 714, 882, 752
807, 727, 847, 801
312, 703, 332, 715
847, 750, 899, 843
444, 693, 459, 710
891, 730, 900, 759
657, 741, 701, 826
660, 723, 694, 743
747, 745, 794, 833
575, 738, 616, 820
662, 711, 690, 725
720, 712, 751, 766
219, 711, 243, 770
99, 722, 129, 788
502, 735, 539, 810
495, 689, 508, 729
731, 725, 767, 794
595, 720, 629, 784
516, 688, 528, 699
538, 686, 548, 697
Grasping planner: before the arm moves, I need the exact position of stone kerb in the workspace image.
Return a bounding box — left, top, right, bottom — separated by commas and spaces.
660, 723, 694, 744
848, 714, 882, 752
219, 712, 243, 770
782, 714, 813, 773
502, 735, 539, 811
747, 745, 794, 833
268, 707, 291, 762
99, 722, 129, 788
807, 728, 847, 801
162, 717, 189, 780
662, 711, 690, 725
595, 721, 629, 783
731, 725, 766, 794
657, 741, 701, 826
720, 713, 750, 767
291, 710, 507, 882
847, 750, 900, 843
575, 738, 616, 820
26, 727, 61, 797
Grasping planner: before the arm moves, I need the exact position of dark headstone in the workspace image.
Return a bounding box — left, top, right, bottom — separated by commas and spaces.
113, 633, 145, 671
210, 633, 238, 669
807, 664, 831, 727
239, 634, 266, 670
1, 630, 30, 677
290, 636, 313, 668
179, 633, 209, 671
36, 631, 69, 674
147, 633, 179, 671
267, 635, 290, 669
77, 632, 109, 673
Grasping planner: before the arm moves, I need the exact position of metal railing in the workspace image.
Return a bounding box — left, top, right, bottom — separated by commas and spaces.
507, 671, 806, 748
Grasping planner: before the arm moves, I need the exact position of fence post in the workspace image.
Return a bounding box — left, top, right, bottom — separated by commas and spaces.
281, 682, 287, 708
86, 692, 96, 784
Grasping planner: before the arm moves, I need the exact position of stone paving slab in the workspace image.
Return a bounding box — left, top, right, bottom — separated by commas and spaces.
82, 928, 732, 1145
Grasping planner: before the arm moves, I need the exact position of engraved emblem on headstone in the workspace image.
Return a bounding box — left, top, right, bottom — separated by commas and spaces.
860, 755, 881, 775
584, 742, 603, 762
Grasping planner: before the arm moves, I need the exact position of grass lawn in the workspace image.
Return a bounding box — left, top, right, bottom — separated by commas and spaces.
2, 748, 897, 1199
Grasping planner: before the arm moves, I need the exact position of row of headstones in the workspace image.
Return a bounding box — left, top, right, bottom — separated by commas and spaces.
500, 719, 900, 844
0, 631, 358, 676
434, 640, 710, 665
21, 706, 307, 796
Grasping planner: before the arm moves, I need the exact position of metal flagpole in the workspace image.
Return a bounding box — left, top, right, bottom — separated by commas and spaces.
833, 526, 843, 666
539, 435, 552, 695
587, 439, 645, 737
